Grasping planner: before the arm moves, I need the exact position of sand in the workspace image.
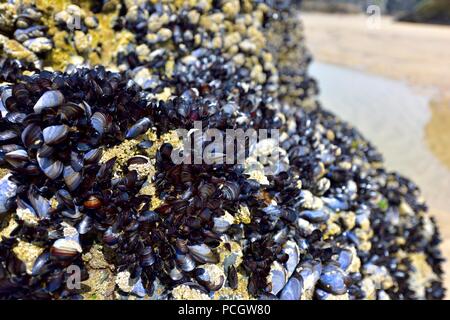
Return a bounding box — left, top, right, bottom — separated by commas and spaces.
302, 12, 450, 298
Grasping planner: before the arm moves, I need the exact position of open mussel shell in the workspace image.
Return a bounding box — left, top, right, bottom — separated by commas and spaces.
282, 240, 300, 278
43, 125, 69, 145
194, 265, 225, 291
127, 155, 150, 166
33, 90, 64, 113
267, 262, 287, 295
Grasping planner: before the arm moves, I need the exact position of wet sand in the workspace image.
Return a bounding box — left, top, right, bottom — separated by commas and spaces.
302, 12, 450, 297
301, 12, 450, 168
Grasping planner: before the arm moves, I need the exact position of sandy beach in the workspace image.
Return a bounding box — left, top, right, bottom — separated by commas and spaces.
302, 12, 450, 297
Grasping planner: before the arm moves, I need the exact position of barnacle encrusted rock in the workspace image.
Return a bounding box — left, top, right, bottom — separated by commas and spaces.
0, 0, 445, 300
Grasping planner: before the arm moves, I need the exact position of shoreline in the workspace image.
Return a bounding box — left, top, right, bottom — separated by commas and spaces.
302, 12, 450, 297
301, 12, 450, 170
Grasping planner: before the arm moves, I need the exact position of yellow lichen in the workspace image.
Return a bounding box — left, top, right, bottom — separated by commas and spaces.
172, 285, 211, 300
235, 205, 251, 224
216, 240, 243, 269
129, 161, 156, 180
100, 138, 139, 167
0, 168, 10, 179
408, 252, 437, 299
16, 208, 39, 226
145, 130, 182, 157
0, 215, 18, 239
13, 241, 44, 274
323, 222, 341, 240
214, 273, 251, 300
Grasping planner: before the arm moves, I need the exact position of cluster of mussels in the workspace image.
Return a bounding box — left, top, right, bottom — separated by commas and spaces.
0, 0, 445, 300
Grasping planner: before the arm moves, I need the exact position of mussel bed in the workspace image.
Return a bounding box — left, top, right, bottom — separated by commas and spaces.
0, 0, 445, 300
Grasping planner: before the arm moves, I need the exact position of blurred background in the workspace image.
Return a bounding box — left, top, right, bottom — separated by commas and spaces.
298, 0, 450, 297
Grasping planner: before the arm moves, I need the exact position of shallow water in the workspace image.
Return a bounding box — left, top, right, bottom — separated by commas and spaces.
310, 62, 450, 213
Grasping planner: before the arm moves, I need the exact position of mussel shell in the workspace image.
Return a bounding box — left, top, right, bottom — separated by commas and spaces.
21, 124, 43, 148
138, 210, 159, 223
299, 210, 329, 223
46, 270, 64, 292
37, 144, 54, 157
188, 244, 219, 264
337, 249, 353, 271
34, 90, 64, 113
221, 181, 240, 200
318, 264, 349, 295
0, 130, 18, 143
50, 239, 82, 259
212, 215, 232, 233
0, 144, 23, 153
84, 195, 102, 209
227, 265, 238, 289
77, 215, 93, 235
5, 112, 26, 124
5, 149, 29, 168
84, 148, 102, 164
37, 153, 63, 180
90, 112, 111, 136
268, 263, 287, 295
127, 155, 150, 166
176, 251, 196, 272
27, 188, 50, 219
279, 276, 303, 300
43, 125, 69, 145
58, 103, 86, 121
70, 151, 84, 172
125, 117, 152, 139
198, 182, 216, 199
31, 252, 51, 276
140, 251, 156, 267
56, 189, 74, 208
169, 267, 184, 281
103, 227, 120, 246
